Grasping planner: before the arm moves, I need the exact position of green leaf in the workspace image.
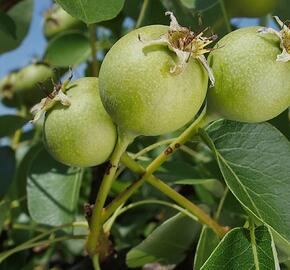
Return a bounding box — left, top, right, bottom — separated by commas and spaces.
27, 148, 82, 226
200, 120, 290, 245
126, 213, 200, 268
55, 0, 125, 24
0, 0, 33, 54
0, 146, 15, 197
44, 31, 91, 67
194, 227, 220, 270
0, 11, 16, 39
200, 226, 279, 270
0, 115, 26, 138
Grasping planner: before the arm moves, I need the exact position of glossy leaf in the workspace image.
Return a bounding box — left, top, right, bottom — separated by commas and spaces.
0, 115, 26, 138
201, 120, 290, 245
126, 213, 200, 268
0, 146, 15, 197
44, 31, 91, 67
55, 0, 125, 24
200, 226, 279, 270
194, 227, 220, 270
0, 0, 33, 54
27, 148, 82, 226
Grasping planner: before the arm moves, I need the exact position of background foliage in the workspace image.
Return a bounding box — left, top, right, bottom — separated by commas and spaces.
0, 0, 289, 269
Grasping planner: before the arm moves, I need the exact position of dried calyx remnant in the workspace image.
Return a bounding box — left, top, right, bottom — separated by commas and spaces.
140, 11, 217, 86
30, 73, 72, 123
1, 74, 15, 98
258, 16, 290, 62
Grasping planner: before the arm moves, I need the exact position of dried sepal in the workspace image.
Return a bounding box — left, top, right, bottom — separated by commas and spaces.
30, 81, 71, 123
140, 11, 217, 86
197, 55, 215, 86
258, 16, 290, 62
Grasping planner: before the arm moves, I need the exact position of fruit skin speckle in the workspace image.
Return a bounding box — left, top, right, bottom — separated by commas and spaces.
99, 25, 208, 137
208, 27, 290, 123
43, 77, 117, 167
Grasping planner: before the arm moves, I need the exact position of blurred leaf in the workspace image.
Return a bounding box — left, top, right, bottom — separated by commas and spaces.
155, 160, 201, 183
64, 216, 88, 255
201, 120, 290, 245
0, 0, 33, 54
0, 146, 15, 197
160, 0, 199, 28
200, 226, 279, 270
0, 115, 26, 138
220, 191, 247, 227
175, 179, 224, 198
194, 227, 220, 270
195, 185, 216, 206
126, 213, 200, 267
27, 148, 82, 226
123, 0, 167, 27
180, 0, 196, 8
55, 0, 125, 24
0, 11, 16, 39
274, 0, 290, 21
0, 199, 10, 234
175, 179, 216, 185
160, 0, 228, 37
99, 13, 125, 36
44, 31, 91, 67
8, 143, 42, 202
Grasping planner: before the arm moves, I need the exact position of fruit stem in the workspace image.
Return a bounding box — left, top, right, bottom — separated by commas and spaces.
103, 199, 200, 233
86, 129, 135, 257
114, 138, 177, 181
218, 0, 232, 33
102, 108, 206, 219
136, 0, 149, 29
102, 107, 227, 237
88, 23, 99, 76
92, 255, 101, 270
0, 235, 86, 263
105, 153, 227, 238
